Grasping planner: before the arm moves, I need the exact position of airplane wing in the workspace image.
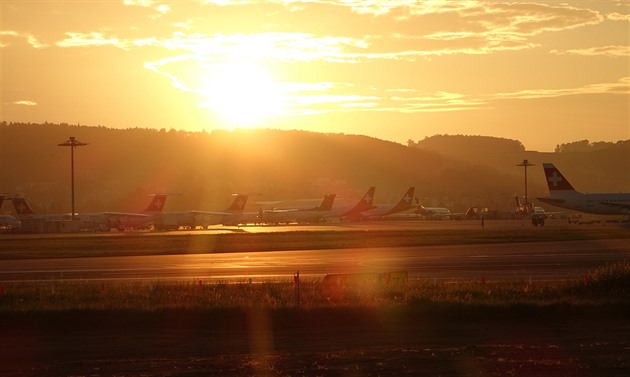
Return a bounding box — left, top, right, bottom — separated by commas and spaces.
536, 197, 566, 205
264, 208, 300, 213
184, 210, 241, 216
102, 212, 152, 218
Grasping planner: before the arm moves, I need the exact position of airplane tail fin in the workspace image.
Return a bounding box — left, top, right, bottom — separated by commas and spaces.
144, 194, 169, 212
542, 163, 576, 192
346, 187, 376, 216
12, 197, 37, 215
389, 187, 415, 214
514, 195, 521, 208
226, 194, 249, 211
315, 194, 336, 211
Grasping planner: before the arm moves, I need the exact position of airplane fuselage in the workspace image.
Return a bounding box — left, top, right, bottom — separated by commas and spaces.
538, 191, 630, 216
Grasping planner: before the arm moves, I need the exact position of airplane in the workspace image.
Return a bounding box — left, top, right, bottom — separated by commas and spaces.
9, 194, 158, 231
360, 187, 416, 218
537, 163, 630, 216
323, 187, 376, 220
511, 195, 545, 217
0, 195, 21, 232
112, 193, 170, 230
258, 194, 337, 224
151, 193, 250, 230
415, 199, 452, 220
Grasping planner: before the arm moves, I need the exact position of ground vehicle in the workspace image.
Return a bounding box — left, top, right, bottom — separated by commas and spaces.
531, 213, 545, 226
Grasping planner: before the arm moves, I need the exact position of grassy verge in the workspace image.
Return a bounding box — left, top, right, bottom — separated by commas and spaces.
1, 261, 627, 313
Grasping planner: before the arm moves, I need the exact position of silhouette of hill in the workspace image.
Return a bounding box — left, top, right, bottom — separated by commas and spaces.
1, 123, 628, 215
409, 135, 630, 201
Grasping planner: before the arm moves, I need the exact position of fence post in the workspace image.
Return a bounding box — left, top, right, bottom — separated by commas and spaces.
294, 271, 300, 307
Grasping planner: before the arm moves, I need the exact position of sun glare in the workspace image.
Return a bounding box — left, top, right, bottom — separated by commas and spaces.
199, 62, 285, 127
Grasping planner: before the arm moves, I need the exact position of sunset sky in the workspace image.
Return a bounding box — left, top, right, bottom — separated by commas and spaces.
2, 0, 628, 151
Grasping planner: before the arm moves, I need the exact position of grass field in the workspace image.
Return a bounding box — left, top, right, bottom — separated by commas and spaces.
1, 260, 628, 312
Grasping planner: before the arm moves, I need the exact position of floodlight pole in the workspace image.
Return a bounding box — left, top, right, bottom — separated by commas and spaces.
58, 137, 88, 221
516, 159, 535, 211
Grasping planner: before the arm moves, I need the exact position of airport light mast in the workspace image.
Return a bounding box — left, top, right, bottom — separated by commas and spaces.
516, 159, 535, 213
58, 137, 88, 221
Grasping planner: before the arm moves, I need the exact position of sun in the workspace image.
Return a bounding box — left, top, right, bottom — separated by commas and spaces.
199, 62, 285, 127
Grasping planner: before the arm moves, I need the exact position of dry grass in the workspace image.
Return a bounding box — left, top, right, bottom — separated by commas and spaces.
1, 261, 627, 312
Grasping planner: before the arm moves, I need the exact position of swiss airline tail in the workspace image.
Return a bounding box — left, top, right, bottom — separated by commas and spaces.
542, 163, 576, 191
144, 194, 168, 212
390, 187, 415, 213
346, 187, 376, 215
11, 197, 37, 215
226, 194, 249, 211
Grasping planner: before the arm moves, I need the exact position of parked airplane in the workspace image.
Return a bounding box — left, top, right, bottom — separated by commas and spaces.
259, 194, 337, 224
361, 187, 415, 218
0, 195, 21, 231
537, 163, 630, 216
152, 194, 250, 230
323, 187, 376, 220
511, 195, 545, 217
116, 193, 170, 230
9, 195, 157, 231
11, 195, 157, 231
415, 199, 452, 220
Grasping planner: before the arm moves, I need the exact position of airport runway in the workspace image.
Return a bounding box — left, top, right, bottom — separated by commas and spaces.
1, 238, 628, 283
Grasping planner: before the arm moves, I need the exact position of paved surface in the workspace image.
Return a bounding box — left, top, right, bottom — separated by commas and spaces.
1, 238, 629, 283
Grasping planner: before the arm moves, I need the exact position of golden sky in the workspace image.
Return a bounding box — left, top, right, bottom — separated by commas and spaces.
1, 0, 628, 151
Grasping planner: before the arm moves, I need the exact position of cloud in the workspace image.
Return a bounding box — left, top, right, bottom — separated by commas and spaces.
11, 100, 38, 106
493, 77, 630, 100
0, 31, 47, 48
123, 0, 170, 17
15, 0, 620, 118
550, 45, 630, 57
608, 12, 630, 21
56, 32, 123, 48
255, 77, 630, 116
355, 77, 630, 114
11, 0, 606, 61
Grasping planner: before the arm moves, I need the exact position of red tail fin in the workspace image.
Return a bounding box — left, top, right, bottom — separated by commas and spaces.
542, 163, 575, 191
12, 197, 37, 215
144, 194, 168, 212
346, 187, 376, 216
226, 194, 248, 211
389, 187, 415, 214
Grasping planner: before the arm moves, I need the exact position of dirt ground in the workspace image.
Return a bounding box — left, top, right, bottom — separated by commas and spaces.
1, 306, 629, 377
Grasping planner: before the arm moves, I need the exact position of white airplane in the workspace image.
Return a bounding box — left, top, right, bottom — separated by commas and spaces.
10, 195, 157, 231
0, 195, 21, 231
323, 187, 376, 220
415, 199, 452, 220
537, 163, 630, 216
259, 194, 337, 224
360, 187, 415, 218
152, 194, 250, 230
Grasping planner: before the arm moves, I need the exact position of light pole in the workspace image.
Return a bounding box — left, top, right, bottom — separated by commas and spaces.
516, 159, 535, 212
58, 137, 88, 220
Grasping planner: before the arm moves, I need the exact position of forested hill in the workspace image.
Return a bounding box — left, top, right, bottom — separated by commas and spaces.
1, 123, 628, 214
409, 135, 630, 197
